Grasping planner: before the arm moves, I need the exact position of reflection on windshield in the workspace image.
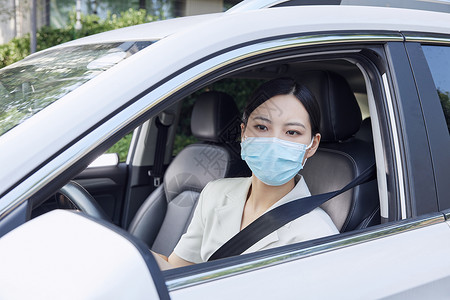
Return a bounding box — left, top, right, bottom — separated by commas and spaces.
0, 41, 152, 136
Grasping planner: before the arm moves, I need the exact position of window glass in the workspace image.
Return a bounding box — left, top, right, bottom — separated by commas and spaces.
0, 41, 152, 136
106, 132, 133, 162
422, 45, 450, 133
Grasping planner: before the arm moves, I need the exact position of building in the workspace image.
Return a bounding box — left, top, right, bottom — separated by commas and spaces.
0, 0, 48, 45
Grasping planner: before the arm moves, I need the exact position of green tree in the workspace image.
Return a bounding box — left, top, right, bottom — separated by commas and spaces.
50, 0, 172, 27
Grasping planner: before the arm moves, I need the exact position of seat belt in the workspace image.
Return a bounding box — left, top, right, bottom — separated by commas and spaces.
208, 163, 376, 261
150, 113, 173, 187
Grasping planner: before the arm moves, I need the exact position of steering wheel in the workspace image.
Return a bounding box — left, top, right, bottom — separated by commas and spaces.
58, 181, 111, 222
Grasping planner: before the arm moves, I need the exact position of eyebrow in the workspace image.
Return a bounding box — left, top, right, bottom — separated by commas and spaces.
253, 116, 271, 123
285, 122, 306, 129
253, 117, 306, 129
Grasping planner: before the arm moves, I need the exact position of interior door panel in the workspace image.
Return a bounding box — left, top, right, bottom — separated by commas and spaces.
74, 163, 128, 225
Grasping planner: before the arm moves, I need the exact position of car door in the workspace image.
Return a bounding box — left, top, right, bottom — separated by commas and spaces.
142, 21, 449, 300
162, 36, 450, 298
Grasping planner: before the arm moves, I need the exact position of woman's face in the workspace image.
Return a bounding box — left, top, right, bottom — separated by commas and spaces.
241, 94, 321, 162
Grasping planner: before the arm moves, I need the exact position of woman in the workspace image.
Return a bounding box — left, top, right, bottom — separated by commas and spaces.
153, 78, 338, 270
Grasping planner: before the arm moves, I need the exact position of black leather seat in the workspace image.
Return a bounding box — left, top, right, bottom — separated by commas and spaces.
355, 117, 373, 143
298, 71, 380, 232
128, 91, 248, 256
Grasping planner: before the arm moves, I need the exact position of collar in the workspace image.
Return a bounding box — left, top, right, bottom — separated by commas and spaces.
214, 176, 311, 253
265, 175, 311, 212
214, 177, 252, 238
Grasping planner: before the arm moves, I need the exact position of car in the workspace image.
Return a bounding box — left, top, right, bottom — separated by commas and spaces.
1, 0, 450, 298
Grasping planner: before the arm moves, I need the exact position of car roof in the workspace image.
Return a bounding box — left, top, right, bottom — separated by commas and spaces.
230, 0, 450, 14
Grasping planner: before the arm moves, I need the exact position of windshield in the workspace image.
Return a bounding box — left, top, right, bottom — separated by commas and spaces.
0, 41, 152, 136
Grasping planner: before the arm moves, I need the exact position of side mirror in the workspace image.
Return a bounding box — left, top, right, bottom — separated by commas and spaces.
88, 152, 120, 168
0, 210, 169, 299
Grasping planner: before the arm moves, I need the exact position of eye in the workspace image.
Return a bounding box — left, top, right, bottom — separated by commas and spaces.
254, 124, 268, 131
286, 130, 300, 136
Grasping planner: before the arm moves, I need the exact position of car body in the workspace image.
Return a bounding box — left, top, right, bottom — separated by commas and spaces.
1, 0, 450, 298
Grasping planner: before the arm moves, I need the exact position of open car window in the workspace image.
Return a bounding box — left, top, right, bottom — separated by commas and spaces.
102, 51, 384, 268
150, 46, 404, 289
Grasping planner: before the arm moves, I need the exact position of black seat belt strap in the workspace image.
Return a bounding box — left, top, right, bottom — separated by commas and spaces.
208, 163, 376, 261
151, 116, 170, 187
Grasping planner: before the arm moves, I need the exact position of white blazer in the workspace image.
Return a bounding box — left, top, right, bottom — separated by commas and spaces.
173, 176, 339, 263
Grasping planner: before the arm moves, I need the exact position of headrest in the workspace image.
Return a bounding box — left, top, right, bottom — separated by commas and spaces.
190, 91, 240, 143
163, 144, 230, 202
297, 71, 362, 142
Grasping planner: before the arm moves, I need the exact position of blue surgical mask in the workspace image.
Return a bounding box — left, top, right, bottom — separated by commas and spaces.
241, 137, 314, 186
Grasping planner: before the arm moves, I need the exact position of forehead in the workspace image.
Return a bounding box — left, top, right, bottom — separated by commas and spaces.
251, 94, 310, 123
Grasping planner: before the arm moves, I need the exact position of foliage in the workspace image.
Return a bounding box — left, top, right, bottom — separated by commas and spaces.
0, 36, 30, 68
68, 8, 156, 37
36, 26, 74, 51
50, 0, 172, 26
106, 133, 133, 162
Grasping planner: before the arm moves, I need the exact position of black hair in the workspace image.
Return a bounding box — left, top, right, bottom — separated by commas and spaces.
242, 77, 321, 135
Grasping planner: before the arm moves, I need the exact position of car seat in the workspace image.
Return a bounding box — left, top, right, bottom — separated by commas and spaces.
355, 117, 373, 143
298, 71, 380, 232
128, 91, 248, 255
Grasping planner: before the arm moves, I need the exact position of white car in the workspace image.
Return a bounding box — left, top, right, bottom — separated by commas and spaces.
1, 0, 450, 298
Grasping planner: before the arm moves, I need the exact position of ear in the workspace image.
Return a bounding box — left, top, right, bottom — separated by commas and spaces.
305, 133, 321, 159
240, 123, 245, 142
